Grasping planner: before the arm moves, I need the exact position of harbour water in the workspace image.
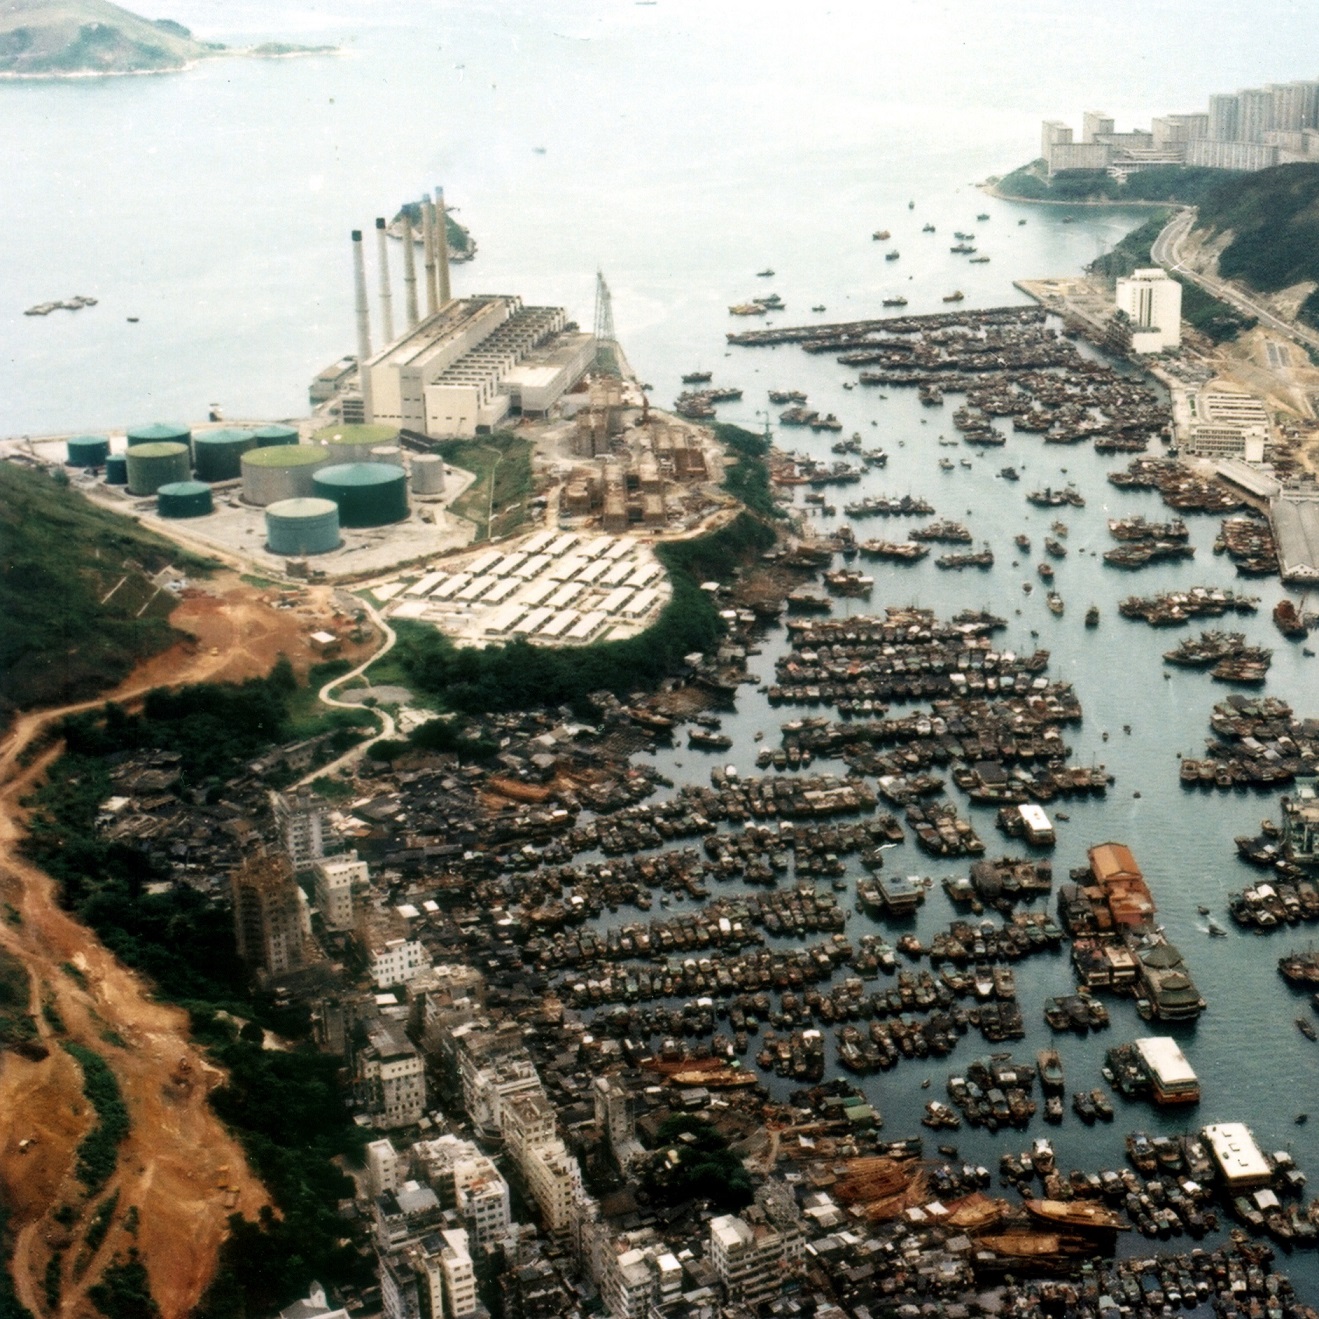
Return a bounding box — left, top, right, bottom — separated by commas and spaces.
4, 0, 1319, 1293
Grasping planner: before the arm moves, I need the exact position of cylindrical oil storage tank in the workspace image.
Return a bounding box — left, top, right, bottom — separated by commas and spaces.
193, 428, 257, 482
241, 444, 329, 506
126, 422, 192, 457
105, 454, 128, 485
157, 480, 213, 519
67, 435, 110, 467
126, 441, 191, 496
314, 422, 399, 466
410, 452, 446, 497
251, 423, 299, 447
265, 497, 341, 555
313, 462, 409, 527
370, 444, 402, 465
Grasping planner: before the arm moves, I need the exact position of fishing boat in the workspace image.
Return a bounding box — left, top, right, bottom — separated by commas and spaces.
1085, 605, 1099, 628
882, 295, 908, 307
1037, 562, 1054, 582
756, 268, 775, 277
885, 250, 900, 261
681, 370, 712, 384
942, 290, 965, 303
872, 229, 891, 241
1046, 592, 1064, 616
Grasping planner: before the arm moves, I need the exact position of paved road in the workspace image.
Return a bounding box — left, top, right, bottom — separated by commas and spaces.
296, 596, 399, 787
1153, 208, 1319, 355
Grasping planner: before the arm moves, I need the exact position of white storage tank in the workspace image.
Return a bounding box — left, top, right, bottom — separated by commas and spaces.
241, 445, 329, 506
411, 452, 446, 497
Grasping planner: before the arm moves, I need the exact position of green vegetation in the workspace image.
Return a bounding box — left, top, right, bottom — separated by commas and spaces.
0, 0, 222, 77
44, 1251, 62, 1311
407, 715, 500, 760
1193, 163, 1319, 329
0, 948, 37, 1048
393, 202, 477, 259
390, 514, 775, 714
1088, 212, 1255, 343
194, 1030, 369, 1319
83, 1190, 120, 1258
87, 1251, 160, 1319
0, 1206, 35, 1319
638, 1115, 752, 1212
435, 431, 535, 541
20, 658, 374, 1315
63, 1043, 130, 1196
995, 160, 1236, 205
0, 464, 208, 731
714, 422, 785, 521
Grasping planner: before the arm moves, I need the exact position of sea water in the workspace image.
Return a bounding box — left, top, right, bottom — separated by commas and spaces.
4, 0, 1319, 1293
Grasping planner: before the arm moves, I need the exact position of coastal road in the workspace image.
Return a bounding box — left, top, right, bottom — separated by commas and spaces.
1153, 208, 1319, 355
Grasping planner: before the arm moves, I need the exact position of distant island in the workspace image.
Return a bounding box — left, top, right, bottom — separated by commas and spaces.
0, 0, 335, 78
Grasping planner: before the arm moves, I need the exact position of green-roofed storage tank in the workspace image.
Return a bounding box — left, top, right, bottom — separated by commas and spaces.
193, 428, 257, 482
266, 497, 341, 555
67, 435, 110, 467
241, 444, 330, 506
251, 423, 300, 447
157, 480, 213, 519
313, 462, 409, 527
126, 442, 191, 496
126, 422, 192, 455
105, 454, 128, 485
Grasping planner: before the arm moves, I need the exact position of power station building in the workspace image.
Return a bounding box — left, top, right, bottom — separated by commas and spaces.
337, 201, 594, 439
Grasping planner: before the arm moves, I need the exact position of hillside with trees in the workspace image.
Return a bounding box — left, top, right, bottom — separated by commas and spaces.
0, 464, 205, 729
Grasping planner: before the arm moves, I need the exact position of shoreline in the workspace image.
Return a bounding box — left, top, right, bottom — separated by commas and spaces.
0, 45, 340, 82
978, 179, 1184, 210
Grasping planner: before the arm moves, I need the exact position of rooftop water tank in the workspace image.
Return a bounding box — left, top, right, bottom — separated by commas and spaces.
126, 442, 191, 496
193, 428, 257, 482
241, 444, 329, 506
313, 462, 409, 527
265, 497, 342, 556
67, 435, 109, 467
104, 454, 128, 485
410, 452, 446, 497
157, 480, 214, 518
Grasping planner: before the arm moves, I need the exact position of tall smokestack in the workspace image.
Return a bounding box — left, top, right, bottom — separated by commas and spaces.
421, 195, 439, 318
351, 229, 373, 419
401, 209, 419, 328
375, 217, 395, 345
435, 185, 452, 306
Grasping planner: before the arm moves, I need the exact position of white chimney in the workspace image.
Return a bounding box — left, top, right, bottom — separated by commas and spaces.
375, 217, 395, 345
435, 185, 452, 306
351, 229, 373, 419
401, 209, 419, 329
421, 195, 439, 318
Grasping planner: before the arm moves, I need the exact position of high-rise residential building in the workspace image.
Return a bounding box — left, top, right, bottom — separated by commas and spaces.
272, 788, 325, 871
314, 852, 367, 931
1115, 268, 1183, 353
1082, 110, 1115, 142
361, 1019, 427, 1129
231, 851, 307, 975
1208, 92, 1240, 141
367, 1138, 403, 1199
1237, 88, 1276, 143
708, 1189, 805, 1309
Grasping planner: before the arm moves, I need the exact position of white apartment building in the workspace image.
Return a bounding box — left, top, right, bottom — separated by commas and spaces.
361, 1020, 426, 1129
438, 1228, 479, 1319
1115, 268, 1182, 353
373, 937, 429, 989
272, 788, 325, 871
411, 1134, 511, 1250
593, 1075, 645, 1172
366, 1137, 402, 1199
314, 853, 367, 931
709, 1202, 805, 1308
